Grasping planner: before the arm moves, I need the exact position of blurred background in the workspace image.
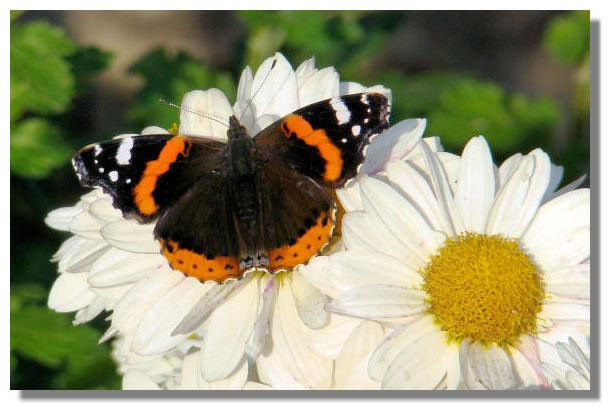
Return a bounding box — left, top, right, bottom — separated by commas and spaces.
10, 10, 590, 389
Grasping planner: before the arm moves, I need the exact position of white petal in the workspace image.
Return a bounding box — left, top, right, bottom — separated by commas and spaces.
336, 181, 363, 212
179, 89, 232, 140
463, 341, 517, 390
235, 65, 254, 104
544, 163, 564, 199
182, 351, 247, 390
498, 153, 522, 188
339, 81, 391, 103
385, 159, 442, 229
307, 314, 363, 359
45, 206, 83, 231
511, 336, 547, 388
267, 281, 333, 389
420, 141, 463, 235
522, 188, 590, 272
360, 175, 445, 261
232, 66, 257, 135
140, 126, 168, 135
544, 174, 588, 203
100, 221, 159, 253
454, 136, 495, 233
58, 238, 110, 273
122, 371, 160, 390
132, 276, 211, 355
111, 269, 182, 334
544, 264, 590, 300
73, 297, 105, 324
88, 248, 167, 287
334, 321, 384, 389
328, 284, 425, 320
540, 301, 590, 322
297, 65, 340, 106
487, 150, 551, 238
359, 119, 425, 176
88, 197, 122, 222
251, 53, 299, 117
48, 273, 96, 312
381, 330, 450, 389
300, 251, 418, 299
201, 275, 261, 381
368, 314, 439, 382
256, 339, 307, 390
291, 272, 328, 329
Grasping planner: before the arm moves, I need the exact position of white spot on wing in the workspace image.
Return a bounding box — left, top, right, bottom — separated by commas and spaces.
94, 145, 102, 156
98, 167, 104, 173
116, 138, 134, 166
330, 98, 351, 124
351, 125, 361, 136
341, 138, 348, 143
109, 171, 118, 182
360, 94, 369, 105
125, 178, 131, 184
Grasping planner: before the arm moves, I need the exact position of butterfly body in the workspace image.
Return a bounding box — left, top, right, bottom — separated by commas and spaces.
73, 93, 390, 283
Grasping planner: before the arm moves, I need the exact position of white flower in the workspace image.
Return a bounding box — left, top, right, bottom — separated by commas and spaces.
541, 337, 590, 390
301, 134, 590, 390
46, 52, 399, 390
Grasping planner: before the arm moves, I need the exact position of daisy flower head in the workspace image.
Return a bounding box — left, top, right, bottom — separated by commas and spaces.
301, 133, 590, 390
46, 52, 396, 390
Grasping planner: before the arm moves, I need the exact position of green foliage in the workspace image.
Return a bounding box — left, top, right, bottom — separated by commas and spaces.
377, 72, 559, 153
543, 11, 590, 65
10, 17, 111, 180
10, 118, 73, 178
128, 48, 235, 129
10, 286, 120, 389
10, 20, 77, 120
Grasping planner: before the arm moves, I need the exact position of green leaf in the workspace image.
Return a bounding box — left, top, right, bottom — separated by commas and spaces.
128, 48, 235, 129
10, 118, 73, 179
69, 47, 112, 79
543, 11, 590, 65
11, 20, 77, 120
10, 304, 120, 389
10, 10, 24, 22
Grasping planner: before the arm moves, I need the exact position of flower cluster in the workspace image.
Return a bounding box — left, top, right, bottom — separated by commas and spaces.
45, 53, 590, 390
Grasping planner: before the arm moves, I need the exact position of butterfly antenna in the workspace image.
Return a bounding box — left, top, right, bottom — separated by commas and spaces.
158, 99, 230, 129
238, 58, 278, 124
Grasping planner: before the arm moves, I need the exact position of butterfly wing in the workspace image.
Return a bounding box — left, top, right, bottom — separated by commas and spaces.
72, 134, 225, 222
254, 93, 390, 188
256, 159, 335, 272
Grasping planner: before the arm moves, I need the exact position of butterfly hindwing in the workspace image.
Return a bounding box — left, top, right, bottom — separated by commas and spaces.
73, 134, 225, 222
254, 92, 390, 188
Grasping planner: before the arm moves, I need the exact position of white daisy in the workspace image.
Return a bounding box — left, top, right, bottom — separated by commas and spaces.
301, 134, 590, 390
46, 52, 397, 390
541, 337, 590, 390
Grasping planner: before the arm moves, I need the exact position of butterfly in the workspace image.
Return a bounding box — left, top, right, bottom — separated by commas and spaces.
73, 92, 390, 283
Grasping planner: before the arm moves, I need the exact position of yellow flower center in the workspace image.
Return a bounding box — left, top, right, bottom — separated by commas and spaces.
421, 233, 544, 347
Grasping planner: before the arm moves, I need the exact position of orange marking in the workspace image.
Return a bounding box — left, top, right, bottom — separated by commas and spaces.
267, 210, 335, 271
133, 136, 192, 216
161, 240, 240, 283
281, 115, 343, 183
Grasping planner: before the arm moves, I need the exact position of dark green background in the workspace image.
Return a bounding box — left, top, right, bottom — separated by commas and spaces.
10, 10, 590, 389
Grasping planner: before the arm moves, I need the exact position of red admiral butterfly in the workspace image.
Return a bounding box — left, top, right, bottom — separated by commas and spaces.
73, 93, 390, 283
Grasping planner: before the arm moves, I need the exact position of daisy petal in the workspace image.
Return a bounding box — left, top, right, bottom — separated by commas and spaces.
88, 248, 167, 287
48, 272, 96, 312
336, 181, 362, 212
368, 314, 438, 382
122, 371, 160, 390
487, 150, 551, 238
182, 352, 248, 390
140, 126, 168, 135
267, 281, 333, 389
45, 206, 83, 231
88, 198, 122, 222
74, 297, 106, 325
334, 321, 384, 389
201, 275, 261, 381
100, 221, 159, 254
359, 119, 425, 176
464, 341, 517, 390
359, 175, 445, 262
297, 63, 340, 106
251, 53, 299, 118
132, 276, 211, 355
381, 330, 450, 390
291, 272, 328, 329
455, 136, 495, 233
300, 251, 418, 299
339, 81, 391, 102
179, 89, 232, 140
59, 238, 110, 273
327, 284, 425, 320
522, 188, 590, 272
544, 264, 590, 300
541, 301, 590, 322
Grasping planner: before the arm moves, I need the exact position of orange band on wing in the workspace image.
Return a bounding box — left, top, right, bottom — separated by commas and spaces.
133, 136, 192, 216
281, 115, 343, 183
267, 210, 335, 271
161, 240, 240, 283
